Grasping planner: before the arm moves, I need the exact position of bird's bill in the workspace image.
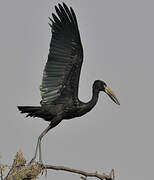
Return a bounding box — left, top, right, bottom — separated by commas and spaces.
105, 86, 120, 105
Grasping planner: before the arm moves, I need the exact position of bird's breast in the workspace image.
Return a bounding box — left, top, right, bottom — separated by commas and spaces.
63, 103, 89, 120
63, 105, 81, 120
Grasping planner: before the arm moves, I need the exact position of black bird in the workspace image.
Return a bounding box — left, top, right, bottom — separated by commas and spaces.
18, 3, 120, 164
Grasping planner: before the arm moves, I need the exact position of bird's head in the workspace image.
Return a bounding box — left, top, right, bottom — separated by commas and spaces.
93, 80, 120, 105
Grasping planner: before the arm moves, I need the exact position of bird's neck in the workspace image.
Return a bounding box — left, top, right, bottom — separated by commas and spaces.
83, 87, 100, 113
90, 87, 100, 107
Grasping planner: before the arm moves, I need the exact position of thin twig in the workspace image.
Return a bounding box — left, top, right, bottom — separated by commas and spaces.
110, 169, 115, 180
0, 166, 3, 180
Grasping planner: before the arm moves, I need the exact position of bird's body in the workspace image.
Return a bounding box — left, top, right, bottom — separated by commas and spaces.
18, 88, 98, 121
18, 3, 120, 164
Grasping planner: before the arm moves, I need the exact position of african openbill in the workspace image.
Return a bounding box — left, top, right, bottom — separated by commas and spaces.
18, 3, 120, 164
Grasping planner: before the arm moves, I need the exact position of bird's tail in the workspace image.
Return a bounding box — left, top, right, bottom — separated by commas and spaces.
17, 106, 42, 118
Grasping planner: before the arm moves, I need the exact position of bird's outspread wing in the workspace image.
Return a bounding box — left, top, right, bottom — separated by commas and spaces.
40, 3, 83, 105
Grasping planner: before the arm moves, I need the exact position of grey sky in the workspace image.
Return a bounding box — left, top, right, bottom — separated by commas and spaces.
0, 0, 154, 180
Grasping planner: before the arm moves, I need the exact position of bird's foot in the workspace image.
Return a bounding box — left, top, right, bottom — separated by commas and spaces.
37, 161, 48, 177
29, 157, 36, 164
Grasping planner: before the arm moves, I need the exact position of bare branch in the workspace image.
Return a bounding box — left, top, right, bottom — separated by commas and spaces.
45, 164, 113, 180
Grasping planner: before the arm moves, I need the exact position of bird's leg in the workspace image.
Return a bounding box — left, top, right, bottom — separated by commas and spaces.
38, 124, 52, 165
30, 124, 52, 164
30, 138, 39, 163
30, 116, 62, 165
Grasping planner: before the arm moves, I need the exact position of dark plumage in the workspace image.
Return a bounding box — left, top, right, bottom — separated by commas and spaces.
18, 3, 120, 164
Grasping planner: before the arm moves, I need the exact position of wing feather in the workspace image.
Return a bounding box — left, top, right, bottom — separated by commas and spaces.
40, 3, 83, 104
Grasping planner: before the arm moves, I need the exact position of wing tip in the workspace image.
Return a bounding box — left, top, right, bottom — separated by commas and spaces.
49, 3, 78, 27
